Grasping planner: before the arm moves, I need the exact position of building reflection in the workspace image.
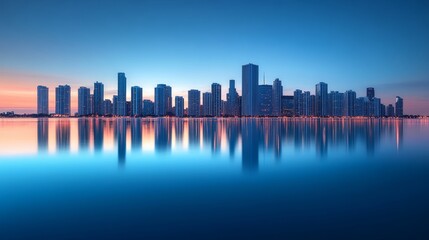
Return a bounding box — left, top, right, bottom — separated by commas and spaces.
188, 119, 200, 148
117, 118, 127, 166
155, 118, 172, 152
56, 119, 70, 152
37, 118, 49, 152
131, 119, 142, 152
78, 118, 90, 151
242, 119, 259, 172
93, 118, 104, 153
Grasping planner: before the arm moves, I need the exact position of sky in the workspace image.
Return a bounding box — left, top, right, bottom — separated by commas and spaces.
1, 0, 429, 115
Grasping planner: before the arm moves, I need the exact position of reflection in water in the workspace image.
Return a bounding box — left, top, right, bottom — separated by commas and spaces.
39, 118, 407, 168
56, 119, 70, 152
37, 118, 49, 152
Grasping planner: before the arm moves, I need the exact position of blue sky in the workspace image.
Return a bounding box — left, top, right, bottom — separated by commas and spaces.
1, 0, 429, 114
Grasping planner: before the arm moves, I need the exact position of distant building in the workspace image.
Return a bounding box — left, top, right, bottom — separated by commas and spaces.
272, 78, 283, 116
78, 87, 90, 116
55, 85, 71, 115
293, 89, 303, 116
258, 84, 272, 116
387, 104, 395, 117
282, 96, 294, 116
373, 97, 381, 117
131, 86, 143, 116
395, 96, 403, 117
242, 63, 259, 116
143, 100, 154, 116
94, 81, 104, 115
367, 87, 375, 101
354, 97, 365, 116
104, 99, 113, 115
211, 83, 222, 117
227, 79, 239, 116
302, 91, 311, 116
381, 104, 386, 117
188, 89, 200, 117
343, 90, 356, 116
154, 84, 171, 116
89, 94, 94, 115
221, 100, 227, 116
126, 101, 131, 116
37, 86, 49, 115
175, 96, 184, 117
329, 91, 344, 117
315, 82, 328, 116
113, 95, 118, 115
117, 72, 127, 116
202, 92, 213, 116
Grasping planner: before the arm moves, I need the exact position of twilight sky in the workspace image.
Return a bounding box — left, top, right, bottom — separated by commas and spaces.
1, 0, 429, 114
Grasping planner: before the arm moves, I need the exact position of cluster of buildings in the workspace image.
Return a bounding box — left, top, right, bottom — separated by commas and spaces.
37, 63, 405, 118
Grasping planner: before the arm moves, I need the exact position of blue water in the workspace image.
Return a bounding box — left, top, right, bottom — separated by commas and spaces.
1, 118, 429, 239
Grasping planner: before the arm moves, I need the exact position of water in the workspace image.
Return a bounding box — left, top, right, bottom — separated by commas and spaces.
1, 118, 429, 239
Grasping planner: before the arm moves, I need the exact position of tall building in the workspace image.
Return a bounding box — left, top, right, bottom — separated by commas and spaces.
343, 90, 356, 116
354, 97, 365, 116
94, 81, 104, 115
315, 82, 328, 116
37, 86, 49, 115
242, 63, 259, 116
89, 94, 94, 115
329, 91, 344, 117
117, 72, 127, 116
395, 96, 403, 117
302, 91, 311, 116
211, 83, 222, 117
104, 99, 113, 115
143, 100, 155, 116
154, 84, 171, 116
202, 92, 213, 116
78, 87, 90, 116
113, 95, 118, 115
227, 79, 239, 116
55, 85, 71, 115
367, 87, 375, 101
188, 89, 200, 117
282, 96, 294, 116
175, 96, 184, 117
272, 78, 283, 116
387, 104, 395, 117
258, 84, 272, 116
381, 104, 386, 117
165, 85, 172, 115
293, 89, 303, 116
373, 97, 381, 117
131, 86, 142, 116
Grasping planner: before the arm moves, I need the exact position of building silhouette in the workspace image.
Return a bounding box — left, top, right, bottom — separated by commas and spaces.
344, 90, 356, 116
104, 99, 113, 115
395, 96, 404, 117
315, 82, 328, 116
155, 84, 171, 116
202, 92, 213, 117
258, 84, 272, 116
55, 85, 71, 115
272, 78, 283, 116
117, 72, 127, 116
211, 83, 222, 117
94, 81, 104, 115
226, 79, 239, 116
242, 64, 259, 116
78, 87, 90, 116
37, 85, 49, 115
387, 104, 395, 117
113, 95, 118, 115
175, 96, 184, 117
188, 89, 200, 117
367, 87, 375, 101
143, 100, 155, 116
131, 86, 142, 116
293, 89, 303, 116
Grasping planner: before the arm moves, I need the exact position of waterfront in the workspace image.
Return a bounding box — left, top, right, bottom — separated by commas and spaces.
1, 118, 429, 239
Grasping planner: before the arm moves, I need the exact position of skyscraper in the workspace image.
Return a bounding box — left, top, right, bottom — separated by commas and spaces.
272, 78, 283, 116
113, 95, 118, 115
175, 96, 184, 117
227, 79, 239, 116
373, 97, 381, 117
202, 92, 213, 116
89, 94, 94, 115
165, 85, 172, 115
37, 85, 49, 115
131, 86, 142, 116
258, 84, 272, 116
55, 85, 71, 115
211, 83, 222, 117
188, 89, 200, 117
104, 99, 113, 115
94, 81, 104, 115
329, 91, 344, 117
367, 87, 375, 101
387, 104, 395, 117
143, 100, 155, 116
343, 90, 356, 117
302, 91, 311, 116
242, 64, 259, 116
315, 82, 328, 116
293, 89, 303, 116
117, 72, 127, 116
154, 84, 171, 116
78, 87, 90, 116
395, 96, 404, 117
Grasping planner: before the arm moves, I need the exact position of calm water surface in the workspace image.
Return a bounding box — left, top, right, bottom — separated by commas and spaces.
1, 118, 429, 239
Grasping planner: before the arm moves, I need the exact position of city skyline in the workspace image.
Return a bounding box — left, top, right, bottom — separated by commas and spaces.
1, 1, 429, 115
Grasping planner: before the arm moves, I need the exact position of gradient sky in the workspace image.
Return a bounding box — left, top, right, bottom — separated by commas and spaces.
1, 0, 429, 114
